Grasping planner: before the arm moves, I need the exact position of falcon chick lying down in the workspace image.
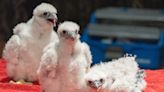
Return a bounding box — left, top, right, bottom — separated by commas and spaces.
85, 55, 146, 92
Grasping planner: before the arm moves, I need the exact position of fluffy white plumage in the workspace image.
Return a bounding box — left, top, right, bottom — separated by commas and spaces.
3, 3, 59, 82
85, 55, 146, 92
37, 21, 92, 92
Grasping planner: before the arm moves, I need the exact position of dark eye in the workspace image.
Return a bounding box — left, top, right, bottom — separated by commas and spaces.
75, 30, 78, 34
43, 12, 50, 17
87, 80, 93, 85
99, 78, 104, 83
62, 30, 67, 34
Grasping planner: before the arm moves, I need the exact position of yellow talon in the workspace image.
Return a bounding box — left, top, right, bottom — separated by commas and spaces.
16, 79, 25, 84
9, 79, 32, 85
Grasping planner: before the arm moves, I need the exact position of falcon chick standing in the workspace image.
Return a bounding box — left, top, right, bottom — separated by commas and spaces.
3, 3, 59, 82
38, 21, 92, 92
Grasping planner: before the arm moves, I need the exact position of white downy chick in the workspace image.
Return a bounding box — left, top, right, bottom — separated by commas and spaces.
38, 21, 92, 92
3, 3, 59, 82
85, 62, 114, 92
85, 55, 146, 92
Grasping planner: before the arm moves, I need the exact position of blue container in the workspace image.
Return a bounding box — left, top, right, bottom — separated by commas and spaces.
81, 8, 164, 69
81, 29, 164, 69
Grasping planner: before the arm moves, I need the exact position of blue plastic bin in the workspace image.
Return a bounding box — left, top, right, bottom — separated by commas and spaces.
81, 29, 164, 69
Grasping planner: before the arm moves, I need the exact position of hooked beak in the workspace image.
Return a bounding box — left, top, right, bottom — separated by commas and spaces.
46, 13, 57, 26
88, 80, 103, 89
67, 31, 76, 39
93, 80, 102, 89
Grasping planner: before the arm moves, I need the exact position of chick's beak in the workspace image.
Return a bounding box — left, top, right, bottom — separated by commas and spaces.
88, 80, 102, 89
46, 13, 57, 26
64, 31, 76, 40
93, 80, 102, 89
